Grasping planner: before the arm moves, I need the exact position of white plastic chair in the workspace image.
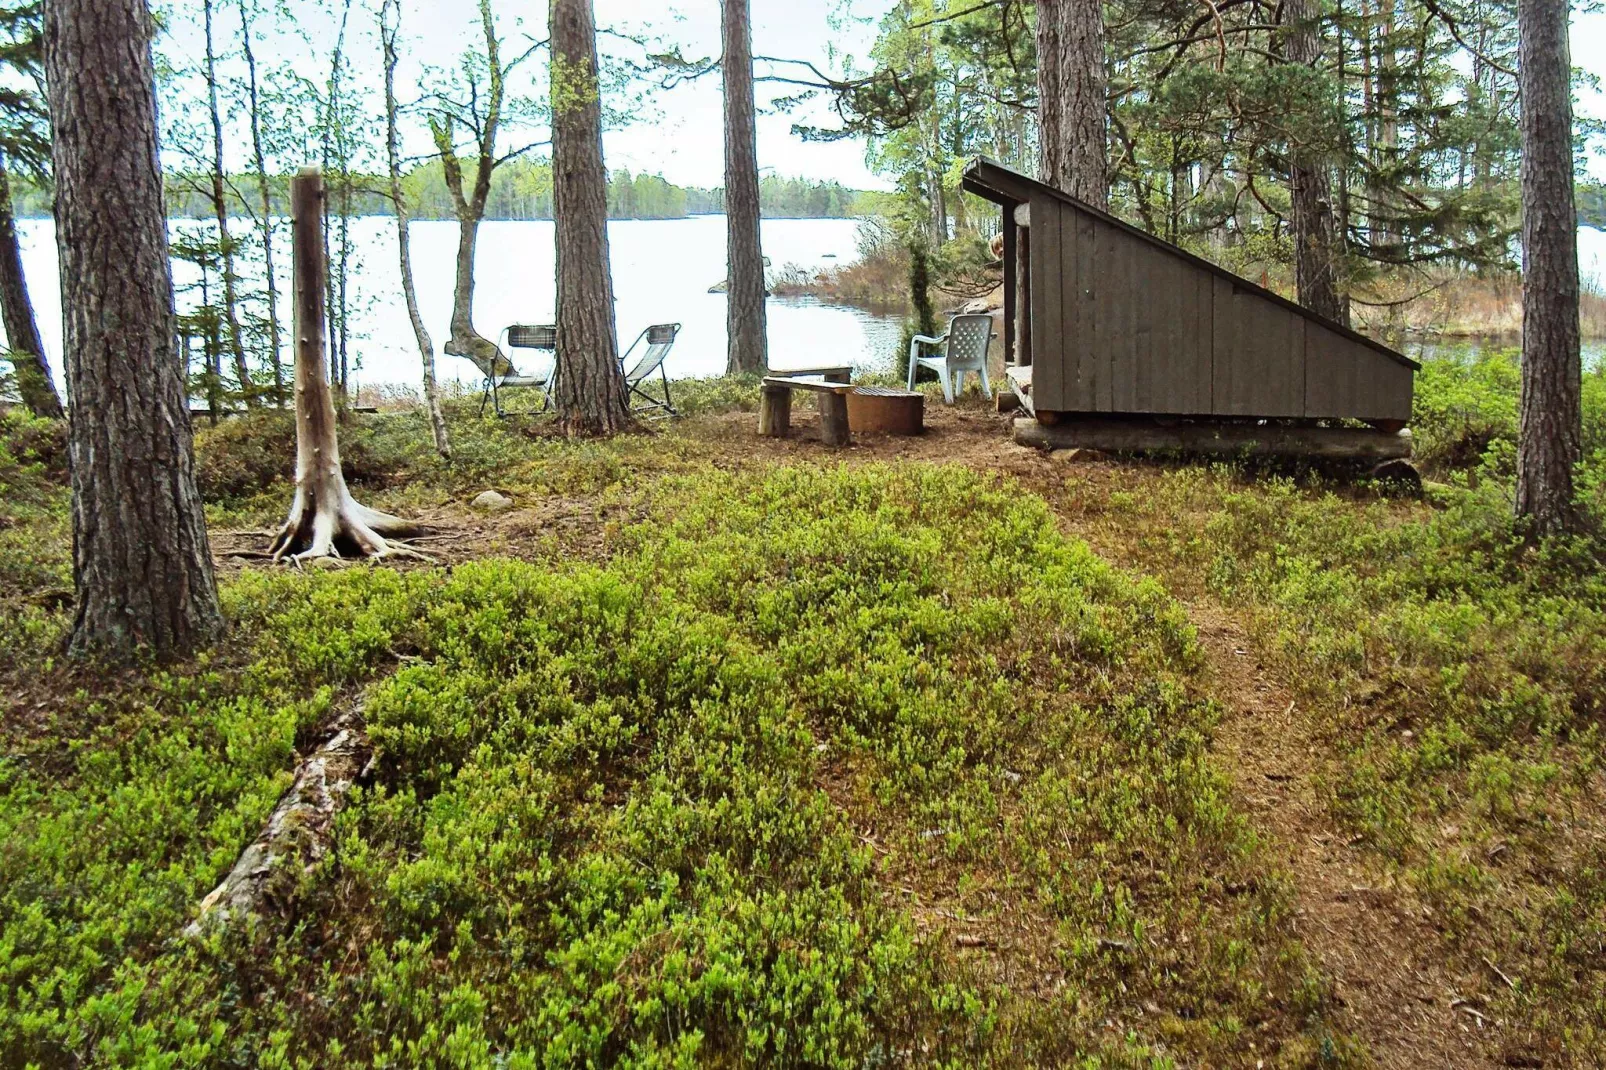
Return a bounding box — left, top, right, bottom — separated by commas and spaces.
907, 313, 993, 403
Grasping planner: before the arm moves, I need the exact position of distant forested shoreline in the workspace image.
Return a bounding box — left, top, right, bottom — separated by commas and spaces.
8, 158, 877, 222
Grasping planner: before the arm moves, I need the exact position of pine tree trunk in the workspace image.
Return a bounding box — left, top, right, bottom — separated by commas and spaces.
1035, 0, 1107, 208
382, 0, 449, 458
550, 0, 632, 436
1283, 0, 1347, 324
0, 157, 62, 418
1514, 0, 1581, 536
45, 0, 221, 659
722, 0, 767, 376
1035, 2, 1061, 184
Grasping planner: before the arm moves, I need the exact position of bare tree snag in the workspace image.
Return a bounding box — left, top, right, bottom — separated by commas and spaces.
268, 168, 426, 563
187, 707, 371, 934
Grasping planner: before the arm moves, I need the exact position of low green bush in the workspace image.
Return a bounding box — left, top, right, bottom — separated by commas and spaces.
0, 410, 69, 603
0, 464, 1331, 1067
1411, 345, 1606, 483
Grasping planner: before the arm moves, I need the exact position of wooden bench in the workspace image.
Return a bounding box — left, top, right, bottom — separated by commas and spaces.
766, 364, 852, 384
760, 375, 855, 446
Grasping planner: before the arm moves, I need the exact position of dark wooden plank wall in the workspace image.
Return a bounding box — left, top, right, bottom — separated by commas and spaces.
1029, 195, 1063, 409
1031, 196, 1411, 421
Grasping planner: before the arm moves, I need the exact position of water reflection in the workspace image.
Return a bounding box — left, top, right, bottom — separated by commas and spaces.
17, 214, 909, 391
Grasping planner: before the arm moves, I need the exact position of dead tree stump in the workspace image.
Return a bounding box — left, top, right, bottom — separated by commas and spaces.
267, 168, 425, 563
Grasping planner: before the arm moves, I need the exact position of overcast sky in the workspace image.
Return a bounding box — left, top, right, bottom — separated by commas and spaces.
159, 0, 1606, 189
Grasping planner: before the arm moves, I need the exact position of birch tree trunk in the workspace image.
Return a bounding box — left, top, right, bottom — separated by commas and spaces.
239, 0, 284, 405
382, 0, 449, 458
0, 155, 60, 418
1283, 0, 1348, 324
1035, 0, 1107, 209
45, 0, 222, 659
722, 0, 767, 376
550, 0, 632, 435
203, 0, 256, 405
435, 0, 504, 372
1514, 0, 1581, 536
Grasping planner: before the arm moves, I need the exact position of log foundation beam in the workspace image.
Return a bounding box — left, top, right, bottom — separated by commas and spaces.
1013, 417, 1413, 461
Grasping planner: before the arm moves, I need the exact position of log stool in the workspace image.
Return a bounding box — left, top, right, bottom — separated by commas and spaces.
760, 376, 854, 447
846, 386, 923, 435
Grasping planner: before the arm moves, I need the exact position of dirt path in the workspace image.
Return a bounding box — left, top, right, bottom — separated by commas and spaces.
726, 403, 1509, 1064
1185, 601, 1502, 1068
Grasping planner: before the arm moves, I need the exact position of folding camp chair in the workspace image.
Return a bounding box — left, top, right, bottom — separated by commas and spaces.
473, 324, 555, 417
907, 313, 994, 403
620, 323, 681, 416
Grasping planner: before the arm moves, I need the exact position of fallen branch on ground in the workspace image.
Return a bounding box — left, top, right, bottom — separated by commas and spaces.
185, 706, 371, 936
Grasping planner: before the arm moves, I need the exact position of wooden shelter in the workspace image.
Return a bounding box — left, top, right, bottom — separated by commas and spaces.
961, 159, 1417, 456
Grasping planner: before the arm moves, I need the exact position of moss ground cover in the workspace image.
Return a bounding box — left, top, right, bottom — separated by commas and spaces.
1, 459, 1338, 1067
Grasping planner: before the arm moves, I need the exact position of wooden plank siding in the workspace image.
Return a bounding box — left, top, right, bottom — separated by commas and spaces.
1028, 195, 1064, 410
962, 158, 1416, 425
1304, 327, 1415, 419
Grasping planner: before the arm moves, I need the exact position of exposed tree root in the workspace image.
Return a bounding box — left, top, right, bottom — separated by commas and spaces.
186, 707, 371, 936
267, 479, 433, 565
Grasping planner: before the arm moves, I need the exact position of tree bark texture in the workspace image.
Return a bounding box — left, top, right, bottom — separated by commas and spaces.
550, 0, 632, 436
1282, 0, 1348, 324
45, 0, 221, 659
1014, 214, 1031, 367
1514, 0, 1582, 536
382, 0, 449, 459
0, 157, 61, 418
1035, 0, 1107, 209
268, 169, 423, 561
722, 0, 767, 376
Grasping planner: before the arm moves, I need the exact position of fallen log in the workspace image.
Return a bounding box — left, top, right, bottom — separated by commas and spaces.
1013, 416, 1413, 461
186, 707, 371, 936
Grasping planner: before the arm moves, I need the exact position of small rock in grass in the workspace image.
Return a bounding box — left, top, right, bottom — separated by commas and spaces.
471, 490, 513, 513
1049, 447, 1106, 464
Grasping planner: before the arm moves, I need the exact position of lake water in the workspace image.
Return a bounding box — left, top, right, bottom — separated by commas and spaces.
18, 214, 907, 393
15, 217, 1606, 392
